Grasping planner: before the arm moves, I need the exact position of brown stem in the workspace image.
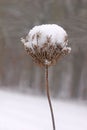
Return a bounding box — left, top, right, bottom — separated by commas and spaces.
45, 65, 56, 130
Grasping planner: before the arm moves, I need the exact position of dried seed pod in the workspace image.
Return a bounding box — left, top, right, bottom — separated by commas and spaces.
21, 24, 71, 67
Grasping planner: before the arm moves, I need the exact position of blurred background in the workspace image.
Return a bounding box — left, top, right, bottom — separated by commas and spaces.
0, 0, 87, 100
0, 1, 87, 130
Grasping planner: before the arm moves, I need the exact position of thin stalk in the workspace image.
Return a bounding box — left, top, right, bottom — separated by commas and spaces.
45, 65, 56, 130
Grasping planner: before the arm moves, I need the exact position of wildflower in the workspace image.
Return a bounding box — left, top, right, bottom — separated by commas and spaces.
21, 24, 71, 130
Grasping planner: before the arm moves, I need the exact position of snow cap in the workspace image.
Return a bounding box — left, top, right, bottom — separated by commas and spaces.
21, 24, 68, 49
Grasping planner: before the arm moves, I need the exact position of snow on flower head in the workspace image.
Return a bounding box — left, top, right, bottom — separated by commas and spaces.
22, 24, 68, 48
21, 24, 71, 66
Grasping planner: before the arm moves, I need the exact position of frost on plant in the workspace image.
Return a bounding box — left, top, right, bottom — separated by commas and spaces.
21, 24, 71, 67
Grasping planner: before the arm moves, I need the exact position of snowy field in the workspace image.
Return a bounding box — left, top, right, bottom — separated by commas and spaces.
0, 89, 87, 130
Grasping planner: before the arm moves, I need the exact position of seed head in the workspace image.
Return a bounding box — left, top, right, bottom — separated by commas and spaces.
21, 24, 71, 67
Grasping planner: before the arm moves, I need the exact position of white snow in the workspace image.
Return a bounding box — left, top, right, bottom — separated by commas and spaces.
0, 89, 87, 130
62, 46, 71, 53
22, 24, 68, 48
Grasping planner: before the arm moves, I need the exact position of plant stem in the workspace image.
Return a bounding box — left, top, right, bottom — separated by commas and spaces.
45, 65, 56, 130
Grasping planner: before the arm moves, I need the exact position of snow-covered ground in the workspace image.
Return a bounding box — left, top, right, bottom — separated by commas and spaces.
0, 89, 87, 130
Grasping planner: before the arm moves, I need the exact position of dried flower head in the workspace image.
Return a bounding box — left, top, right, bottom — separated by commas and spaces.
21, 24, 71, 67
